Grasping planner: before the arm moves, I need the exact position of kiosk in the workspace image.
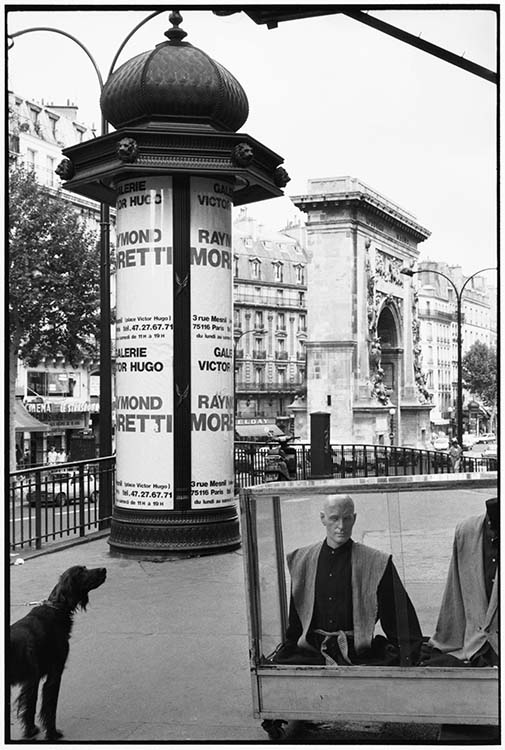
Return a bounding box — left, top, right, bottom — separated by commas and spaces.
240, 473, 498, 739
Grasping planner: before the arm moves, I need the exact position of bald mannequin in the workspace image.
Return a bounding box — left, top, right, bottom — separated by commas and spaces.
272, 494, 423, 666
320, 495, 356, 549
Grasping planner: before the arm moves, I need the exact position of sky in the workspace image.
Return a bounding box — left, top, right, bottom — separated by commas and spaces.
5, 3, 498, 277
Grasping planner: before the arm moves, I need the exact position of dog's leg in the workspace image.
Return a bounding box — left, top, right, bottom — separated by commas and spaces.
40, 667, 65, 741
17, 679, 40, 739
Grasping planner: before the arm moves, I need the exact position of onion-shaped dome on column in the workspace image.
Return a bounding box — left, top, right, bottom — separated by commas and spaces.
100, 10, 249, 132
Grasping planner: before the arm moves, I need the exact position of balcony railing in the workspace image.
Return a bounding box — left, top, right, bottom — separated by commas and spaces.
275, 351, 289, 360
252, 350, 267, 359
236, 382, 302, 393
234, 294, 306, 309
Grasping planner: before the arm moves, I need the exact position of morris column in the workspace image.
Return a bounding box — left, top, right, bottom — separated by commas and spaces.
59, 12, 289, 556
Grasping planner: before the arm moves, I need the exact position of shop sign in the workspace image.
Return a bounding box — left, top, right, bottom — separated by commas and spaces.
237, 418, 277, 425
36, 412, 87, 430
25, 399, 98, 413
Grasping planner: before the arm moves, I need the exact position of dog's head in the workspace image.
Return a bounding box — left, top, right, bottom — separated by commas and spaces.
48, 565, 107, 612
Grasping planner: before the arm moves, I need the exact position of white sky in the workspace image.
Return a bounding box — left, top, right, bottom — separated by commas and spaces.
5, 3, 498, 276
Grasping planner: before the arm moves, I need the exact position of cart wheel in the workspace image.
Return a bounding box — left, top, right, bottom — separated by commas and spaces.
261, 719, 288, 741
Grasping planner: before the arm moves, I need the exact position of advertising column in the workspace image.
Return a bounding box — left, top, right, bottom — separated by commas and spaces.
190, 178, 235, 508
114, 177, 174, 510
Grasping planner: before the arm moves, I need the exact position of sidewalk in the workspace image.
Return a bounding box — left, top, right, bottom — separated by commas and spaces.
8, 537, 442, 743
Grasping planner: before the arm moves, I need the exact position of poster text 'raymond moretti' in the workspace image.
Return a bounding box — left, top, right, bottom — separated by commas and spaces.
116, 229, 232, 270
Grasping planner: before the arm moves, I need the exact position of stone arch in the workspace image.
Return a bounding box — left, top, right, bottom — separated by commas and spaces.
376, 302, 402, 403
377, 303, 401, 348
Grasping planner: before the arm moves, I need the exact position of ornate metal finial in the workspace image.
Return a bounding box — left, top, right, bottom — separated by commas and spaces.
165, 10, 188, 42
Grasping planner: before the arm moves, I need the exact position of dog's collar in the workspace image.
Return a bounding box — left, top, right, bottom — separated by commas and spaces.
26, 599, 61, 610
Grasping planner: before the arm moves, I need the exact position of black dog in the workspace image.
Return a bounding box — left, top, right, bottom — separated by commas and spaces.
10, 565, 107, 740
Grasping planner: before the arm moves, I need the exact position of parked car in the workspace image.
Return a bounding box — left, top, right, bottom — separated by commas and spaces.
464, 437, 498, 456
432, 436, 449, 452
27, 470, 98, 506
463, 439, 498, 471
462, 433, 478, 449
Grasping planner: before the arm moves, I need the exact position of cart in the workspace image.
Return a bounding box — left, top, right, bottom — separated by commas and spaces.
239, 472, 498, 740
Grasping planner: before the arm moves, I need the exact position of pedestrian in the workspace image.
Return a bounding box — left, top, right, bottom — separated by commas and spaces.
56, 448, 67, 464
16, 444, 23, 468
448, 438, 463, 472
47, 446, 58, 465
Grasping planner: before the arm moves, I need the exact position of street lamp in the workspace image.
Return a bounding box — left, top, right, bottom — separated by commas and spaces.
8, 11, 164, 520
233, 328, 267, 422
388, 406, 396, 445
401, 265, 496, 446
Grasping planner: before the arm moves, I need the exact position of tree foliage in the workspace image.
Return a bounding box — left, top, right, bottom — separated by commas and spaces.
462, 340, 497, 407
9, 165, 100, 365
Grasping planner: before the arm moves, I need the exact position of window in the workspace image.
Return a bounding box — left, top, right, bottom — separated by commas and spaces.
26, 148, 37, 169
277, 289, 284, 304
255, 310, 263, 329
233, 255, 239, 278
250, 258, 261, 279
28, 107, 39, 126
277, 312, 285, 330
255, 367, 264, 385
27, 371, 79, 397
278, 338, 285, 352
234, 309, 241, 328
298, 314, 307, 332
46, 156, 55, 187
272, 261, 284, 282
48, 115, 58, 139
298, 291, 305, 306
294, 264, 305, 284
73, 125, 85, 143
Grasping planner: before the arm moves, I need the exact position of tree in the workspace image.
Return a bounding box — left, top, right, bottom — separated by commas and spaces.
462, 340, 497, 430
9, 165, 100, 471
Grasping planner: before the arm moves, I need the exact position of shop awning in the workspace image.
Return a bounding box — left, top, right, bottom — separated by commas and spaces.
235, 423, 284, 438
15, 401, 49, 432
431, 417, 449, 425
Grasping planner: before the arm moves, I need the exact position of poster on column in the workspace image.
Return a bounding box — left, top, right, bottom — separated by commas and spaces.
114, 177, 174, 510
190, 177, 235, 508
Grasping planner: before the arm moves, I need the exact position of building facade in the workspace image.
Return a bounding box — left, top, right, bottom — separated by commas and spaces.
232, 209, 308, 437
8, 91, 107, 466
416, 260, 497, 435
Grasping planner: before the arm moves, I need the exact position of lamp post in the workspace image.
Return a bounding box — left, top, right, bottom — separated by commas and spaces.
401, 265, 496, 446
233, 328, 266, 422
8, 11, 164, 523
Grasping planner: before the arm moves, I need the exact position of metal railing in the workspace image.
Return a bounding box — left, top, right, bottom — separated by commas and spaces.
233, 442, 498, 487
10, 446, 496, 551
9, 456, 114, 552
